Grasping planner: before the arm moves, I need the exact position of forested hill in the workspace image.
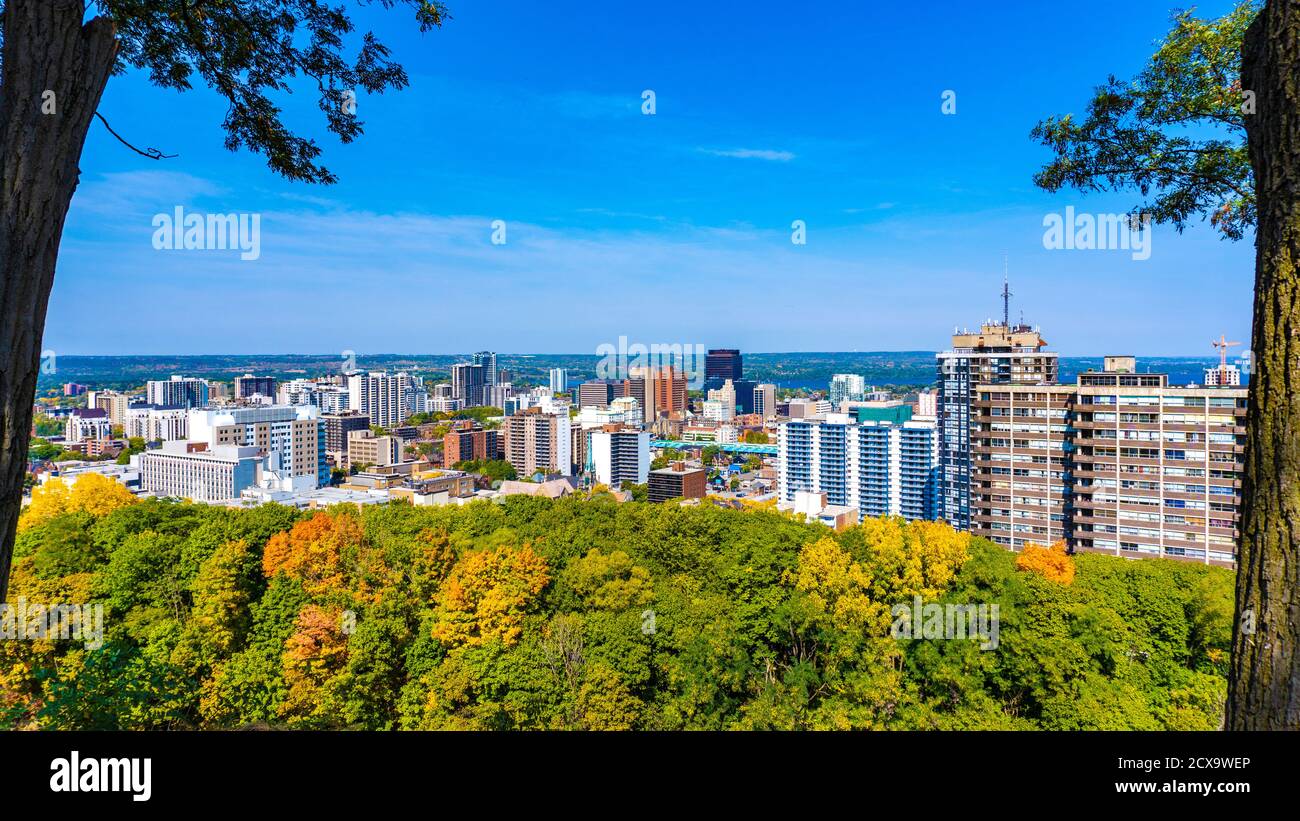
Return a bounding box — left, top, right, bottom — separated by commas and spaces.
3, 481, 1232, 730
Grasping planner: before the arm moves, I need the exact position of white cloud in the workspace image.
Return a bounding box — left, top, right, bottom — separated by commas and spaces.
698, 147, 796, 162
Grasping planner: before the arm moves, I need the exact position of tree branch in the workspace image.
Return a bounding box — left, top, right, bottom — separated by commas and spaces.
93, 111, 177, 160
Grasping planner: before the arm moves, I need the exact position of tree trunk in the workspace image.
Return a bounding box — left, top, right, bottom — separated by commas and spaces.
0, 1, 117, 602
1229, 1, 1300, 730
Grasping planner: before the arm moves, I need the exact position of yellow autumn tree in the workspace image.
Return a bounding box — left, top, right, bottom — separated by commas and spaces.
789, 535, 884, 632
431, 544, 550, 648
852, 516, 970, 603
1016, 539, 1076, 585
19, 472, 137, 531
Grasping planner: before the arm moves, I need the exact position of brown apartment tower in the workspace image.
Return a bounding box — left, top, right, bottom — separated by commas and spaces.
971, 356, 1246, 567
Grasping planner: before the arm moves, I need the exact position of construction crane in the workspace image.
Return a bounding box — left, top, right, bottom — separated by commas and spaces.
1212, 334, 1242, 380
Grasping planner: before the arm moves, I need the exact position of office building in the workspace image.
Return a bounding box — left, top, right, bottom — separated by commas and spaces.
778, 406, 940, 522
937, 320, 1058, 531
627, 365, 687, 420
65, 408, 112, 444
970, 358, 1247, 567
754, 383, 778, 418
188, 405, 326, 490
147, 376, 210, 409
648, 462, 708, 503
705, 349, 743, 382
579, 379, 623, 409
139, 442, 264, 502
347, 429, 402, 469
588, 427, 650, 488
502, 407, 572, 478
472, 351, 498, 389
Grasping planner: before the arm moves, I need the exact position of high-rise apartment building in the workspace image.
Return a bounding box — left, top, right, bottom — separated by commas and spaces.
188, 405, 326, 490
549, 368, 569, 395
778, 406, 940, 522
937, 321, 1058, 531
65, 408, 112, 444
126, 405, 189, 442
829, 374, 867, 408
443, 420, 500, 467
502, 407, 572, 478
147, 376, 210, 409
87, 390, 131, 427
588, 427, 650, 488
234, 373, 277, 400
451, 363, 487, 408
971, 359, 1247, 567
347, 371, 416, 428
322, 411, 370, 457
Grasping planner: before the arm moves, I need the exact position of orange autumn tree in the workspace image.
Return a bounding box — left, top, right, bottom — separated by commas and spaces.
431, 544, 550, 648
262, 511, 366, 598
1016, 540, 1076, 585
280, 604, 350, 722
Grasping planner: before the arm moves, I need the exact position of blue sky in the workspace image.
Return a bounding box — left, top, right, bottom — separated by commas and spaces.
49, 0, 1253, 356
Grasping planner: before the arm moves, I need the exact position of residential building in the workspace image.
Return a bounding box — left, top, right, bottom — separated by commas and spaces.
234, 373, 277, 400
87, 390, 131, 427
549, 368, 569, 395
588, 427, 650, 488
778, 407, 940, 522
65, 408, 112, 444
501, 407, 572, 478
451, 362, 487, 408
347, 371, 416, 428
829, 374, 867, 408
126, 405, 189, 442
970, 360, 1247, 567
627, 365, 686, 420
322, 411, 370, 457
937, 320, 1058, 531
147, 376, 210, 409
443, 420, 500, 467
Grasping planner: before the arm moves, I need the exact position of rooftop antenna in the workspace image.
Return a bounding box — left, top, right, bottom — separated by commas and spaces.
1001, 254, 1012, 327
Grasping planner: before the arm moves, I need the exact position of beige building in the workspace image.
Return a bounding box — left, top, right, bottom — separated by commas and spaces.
347, 429, 402, 470
502, 407, 572, 478
971, 358, 1246, 567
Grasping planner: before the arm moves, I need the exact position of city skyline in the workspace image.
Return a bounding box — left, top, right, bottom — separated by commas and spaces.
47, 0, 1252, 357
